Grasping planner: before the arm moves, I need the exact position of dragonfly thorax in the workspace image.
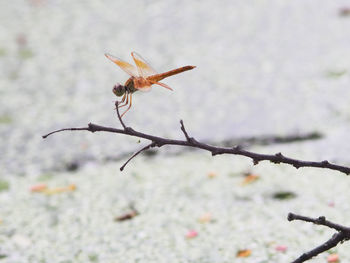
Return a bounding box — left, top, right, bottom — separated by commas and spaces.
124, 77, 139, 94
133, 77, 149, 89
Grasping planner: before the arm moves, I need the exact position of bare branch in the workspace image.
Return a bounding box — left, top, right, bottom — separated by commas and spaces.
120, 141, 157, 171
43, 120, 350, 175
288, 213, 350, 262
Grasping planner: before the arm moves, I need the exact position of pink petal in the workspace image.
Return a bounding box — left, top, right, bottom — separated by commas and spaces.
327, 254, 339, 263
185, 230, 198, 239
275, 245, 287, 252
30, 183, 47, 192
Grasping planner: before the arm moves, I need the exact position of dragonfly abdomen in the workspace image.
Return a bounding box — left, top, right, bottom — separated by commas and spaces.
148, 66, 196, 82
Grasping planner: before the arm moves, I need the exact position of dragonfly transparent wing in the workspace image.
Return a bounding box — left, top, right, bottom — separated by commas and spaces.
131, 52, 157, 77
105, 53, 138, 77
154, 81, 173, 91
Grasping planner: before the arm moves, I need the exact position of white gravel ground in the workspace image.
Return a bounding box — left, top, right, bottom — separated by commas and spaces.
1, 0, 350, 262
1, 151, 350, 263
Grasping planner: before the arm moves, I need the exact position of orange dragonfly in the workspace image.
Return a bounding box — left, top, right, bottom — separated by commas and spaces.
105, 52, 196, 117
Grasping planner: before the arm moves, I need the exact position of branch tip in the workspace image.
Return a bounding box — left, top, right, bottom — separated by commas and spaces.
180, 119, 191, 142
120, 141, 157, 171
288, 213, 295, 221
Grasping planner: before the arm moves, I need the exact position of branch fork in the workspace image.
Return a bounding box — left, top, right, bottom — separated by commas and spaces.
180, 120, 198, 144
288, 213, 350, 262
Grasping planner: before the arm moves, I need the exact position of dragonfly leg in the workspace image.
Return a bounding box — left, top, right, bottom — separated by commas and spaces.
118, 92, 129, 108
121, 93, 132, 118
120, 93, 126, 103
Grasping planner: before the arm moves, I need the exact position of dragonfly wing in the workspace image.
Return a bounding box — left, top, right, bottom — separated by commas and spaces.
148, 80, 173, 91
131, 52, 157, 77
105, 53, 138, 77
154, 81, 173, 91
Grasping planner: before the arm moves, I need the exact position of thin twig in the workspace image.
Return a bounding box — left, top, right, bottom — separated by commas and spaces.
288, 213, 350, 263
288, 213, 350, 232
180, 119, 191, 141
115, 101, 126, 129
42, 127, 88, 139
120, 141, 157, 171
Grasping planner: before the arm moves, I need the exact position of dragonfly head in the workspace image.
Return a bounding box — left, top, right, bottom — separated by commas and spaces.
112, 83, 126, 97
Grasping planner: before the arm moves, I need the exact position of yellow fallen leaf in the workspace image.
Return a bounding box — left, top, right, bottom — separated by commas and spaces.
198, 213, 212, 223
44, 184, 76, 195
67, 184, 76, 191
236, 249, 251, 258
241, 174, 259, 185
80, 142, 89, 150
207, 172, 218, 178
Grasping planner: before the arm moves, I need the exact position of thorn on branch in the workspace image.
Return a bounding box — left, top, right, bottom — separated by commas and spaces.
315, 216, 326, 224
154, 141, 164, 147
275, 152, 283, 158
88, 123, 99, 132
211, 149, 222, 156
253, 159, 260, 165
270, 152, 284, 164
293, 163, 301, 169
321, 160, 329, 165
232, 145, 242, 152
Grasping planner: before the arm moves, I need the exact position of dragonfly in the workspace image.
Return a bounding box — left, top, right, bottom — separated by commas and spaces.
105, 52, 196, 117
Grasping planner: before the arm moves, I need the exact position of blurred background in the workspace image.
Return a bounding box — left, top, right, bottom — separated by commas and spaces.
1, 0, 350, 175
1, 0, 350, 262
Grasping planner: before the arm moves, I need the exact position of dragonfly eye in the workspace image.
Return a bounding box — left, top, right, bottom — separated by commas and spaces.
112, 84, 126, 97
